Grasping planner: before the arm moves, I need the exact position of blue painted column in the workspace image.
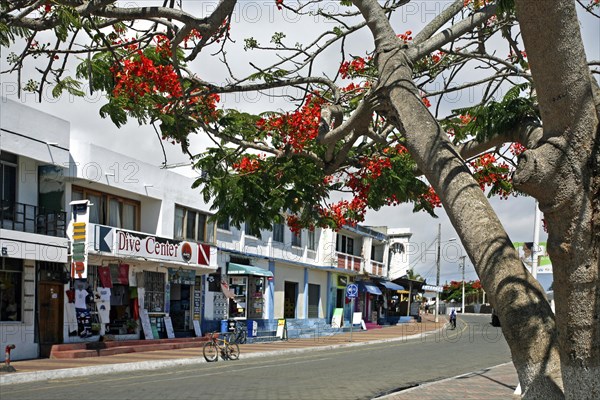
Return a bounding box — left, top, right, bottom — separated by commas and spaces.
268, 260, 275, 324
326, 271, 332, 322
303, 268, 309, 319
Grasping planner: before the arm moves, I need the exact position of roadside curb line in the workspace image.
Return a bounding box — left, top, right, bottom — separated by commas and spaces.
377, 361, 515, 398
0, 328, 443, 385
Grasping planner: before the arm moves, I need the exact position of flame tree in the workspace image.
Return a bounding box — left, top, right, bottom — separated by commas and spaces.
2, 1, 600, 398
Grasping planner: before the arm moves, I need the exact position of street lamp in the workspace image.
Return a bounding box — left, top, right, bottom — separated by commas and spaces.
435, 223, 456, 323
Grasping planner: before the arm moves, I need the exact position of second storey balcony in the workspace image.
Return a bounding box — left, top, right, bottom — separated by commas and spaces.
369, 260, 385, 276
0, 200, 66, 238
336, 251, 362, 272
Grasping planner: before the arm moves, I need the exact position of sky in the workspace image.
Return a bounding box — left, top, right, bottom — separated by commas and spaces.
3, 1, 598, 287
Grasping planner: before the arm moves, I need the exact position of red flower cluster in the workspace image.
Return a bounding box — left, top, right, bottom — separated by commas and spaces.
422, 186, 442, 208
318, 199, 363, 229
339, 57, 371, 79
154, 34, 172, 57
286, 215, 302, 235
256, 94, 325, 153
397, 30, 413, 44
347, 156, 392, 201
383, 144, 408, 155
422, 97, 432, 108
509, 142, 526, 156
470, 154, 511, 198
459, 113, 474, 125
111, 54, 182, 100
275, 0, 284, 10
183, 29, 202, 48
232, 156, 261, 173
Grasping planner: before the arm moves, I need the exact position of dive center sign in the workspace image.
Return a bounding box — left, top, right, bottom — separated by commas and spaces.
116, 230, 195, 263
94, 225, 202, 265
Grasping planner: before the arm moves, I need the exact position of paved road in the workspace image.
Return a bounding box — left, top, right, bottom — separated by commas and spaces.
1, 315, 511, 400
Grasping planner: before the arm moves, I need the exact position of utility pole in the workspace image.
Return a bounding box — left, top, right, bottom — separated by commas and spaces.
435, 223, 441, 323
460, 256, 466, 314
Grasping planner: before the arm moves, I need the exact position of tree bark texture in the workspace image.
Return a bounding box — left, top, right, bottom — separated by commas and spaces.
513, 1, 600, 398
353, 0, 565, 397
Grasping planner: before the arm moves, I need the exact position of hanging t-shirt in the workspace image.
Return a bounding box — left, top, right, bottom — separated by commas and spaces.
98, 265, 113, 288
75, 289, 87, 309
95, 287, 112, 327
118, 264, 130, 285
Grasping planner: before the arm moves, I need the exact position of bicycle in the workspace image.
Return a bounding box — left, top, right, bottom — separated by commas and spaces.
229, 321, 247, 344
202, 332, 240, 362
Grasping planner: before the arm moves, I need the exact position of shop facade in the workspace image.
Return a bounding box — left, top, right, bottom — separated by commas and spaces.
1, 99, 71, 360
63, 223, 218, 342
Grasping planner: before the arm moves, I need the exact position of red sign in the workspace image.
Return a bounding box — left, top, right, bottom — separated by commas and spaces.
198, 243, 211, 266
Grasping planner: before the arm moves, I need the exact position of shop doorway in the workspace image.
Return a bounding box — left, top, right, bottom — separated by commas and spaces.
38, 282, 64, 357
169, 283, 192, 336
283, 281, 297, 319
336, 288, 344, 308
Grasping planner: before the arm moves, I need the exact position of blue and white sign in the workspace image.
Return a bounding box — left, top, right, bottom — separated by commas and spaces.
346, 283, 359, 299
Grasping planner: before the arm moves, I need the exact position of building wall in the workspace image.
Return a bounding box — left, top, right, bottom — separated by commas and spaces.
307, 268, 328, 318
273, 263, 305, 320
1, 98, 70, 167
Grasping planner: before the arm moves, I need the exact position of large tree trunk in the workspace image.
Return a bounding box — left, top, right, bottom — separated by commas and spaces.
513, 1, 600, 398
352, 0, 564, 397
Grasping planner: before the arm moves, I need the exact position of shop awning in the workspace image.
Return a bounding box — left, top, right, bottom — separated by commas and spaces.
357, 281, 383, 295
378, 281, 405, 291
227, 263, 273, 277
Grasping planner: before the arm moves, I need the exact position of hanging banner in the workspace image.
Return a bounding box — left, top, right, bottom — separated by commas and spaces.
514, 242, 552, 274
67, 200, 90, 279
220, 279, 235, 299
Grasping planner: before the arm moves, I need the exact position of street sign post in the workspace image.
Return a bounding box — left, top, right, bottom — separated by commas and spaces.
346, 284, 358, 341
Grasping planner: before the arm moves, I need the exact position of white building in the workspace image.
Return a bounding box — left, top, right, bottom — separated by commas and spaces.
1, 99, 218, 359
1, 98, 414, 358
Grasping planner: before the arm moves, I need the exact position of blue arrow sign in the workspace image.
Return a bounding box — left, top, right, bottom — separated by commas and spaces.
346, 283, 359, 299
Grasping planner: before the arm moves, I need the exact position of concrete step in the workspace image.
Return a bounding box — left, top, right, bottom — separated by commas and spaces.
50, 337, 209, 359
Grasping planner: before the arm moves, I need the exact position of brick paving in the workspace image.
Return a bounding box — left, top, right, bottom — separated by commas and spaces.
0, 315, 520, 399
383, 362, 519, 399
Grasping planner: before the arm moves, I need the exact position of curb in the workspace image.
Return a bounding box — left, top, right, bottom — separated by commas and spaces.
376, 361, 515, 398
0, 328, 442, 385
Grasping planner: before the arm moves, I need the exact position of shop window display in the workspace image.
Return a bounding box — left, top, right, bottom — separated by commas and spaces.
0, 258, 22, 322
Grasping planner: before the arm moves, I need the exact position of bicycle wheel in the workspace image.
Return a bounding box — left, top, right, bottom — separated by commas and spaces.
203, 341, 219, 362
227, 343, 240, 360
238, 328, 247, 344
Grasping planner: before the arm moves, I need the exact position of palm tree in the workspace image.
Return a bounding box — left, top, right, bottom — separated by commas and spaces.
405, 269, 424, 282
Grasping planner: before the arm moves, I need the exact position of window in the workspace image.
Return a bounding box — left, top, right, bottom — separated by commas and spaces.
0, 152, 17, 216
336, 234, 354, 254
174, 205, 213, 243
217, 218, 230, 231
144, 271, 165, 312
71, 186, 139, 230
272, 222, 284, 243
308, 230, 316, 251
291, 230, 301, 247
0, 257, 22, 322
308, 284, 320, 318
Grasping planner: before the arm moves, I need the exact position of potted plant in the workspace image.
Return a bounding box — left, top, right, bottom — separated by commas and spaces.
126, 319, 138, 334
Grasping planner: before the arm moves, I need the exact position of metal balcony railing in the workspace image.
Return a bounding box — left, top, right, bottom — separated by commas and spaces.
0, 200, 66, 238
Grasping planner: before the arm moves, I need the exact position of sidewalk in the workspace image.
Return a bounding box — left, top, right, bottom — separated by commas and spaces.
0, 315, 519, 398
